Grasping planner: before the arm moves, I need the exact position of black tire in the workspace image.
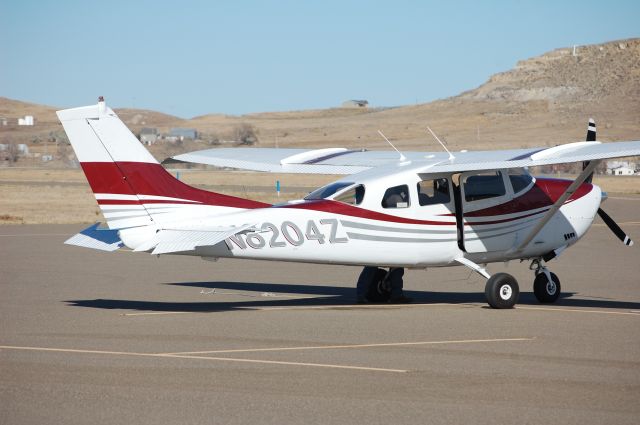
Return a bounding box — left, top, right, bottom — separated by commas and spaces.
485, 273, 519, 309
366, 268, 391, 302
533, 272, 561, 304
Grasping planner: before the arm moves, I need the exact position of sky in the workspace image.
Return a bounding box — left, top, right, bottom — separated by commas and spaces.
2, 0, 639, 118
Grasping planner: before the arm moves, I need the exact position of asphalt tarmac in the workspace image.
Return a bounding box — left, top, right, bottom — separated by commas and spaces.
1, 195, 639, 424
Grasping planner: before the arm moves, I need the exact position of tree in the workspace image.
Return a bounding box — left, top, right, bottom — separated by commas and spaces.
234, 123, 258, 146
6, 142, 20, 163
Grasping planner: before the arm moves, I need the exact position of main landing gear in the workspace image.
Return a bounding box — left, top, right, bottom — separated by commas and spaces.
366, 267, 392, 302
484, 273, 520, 309
457, 257, 562, 309
483, 258, 561, 309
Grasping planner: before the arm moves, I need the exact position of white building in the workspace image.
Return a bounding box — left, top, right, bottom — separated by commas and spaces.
342, 99, 369, 108
18, 115, 34, 126
608, 166, 636, 176
606, 160, 636, 175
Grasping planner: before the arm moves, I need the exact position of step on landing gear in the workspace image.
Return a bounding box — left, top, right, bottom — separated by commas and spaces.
530, 259, 561, 304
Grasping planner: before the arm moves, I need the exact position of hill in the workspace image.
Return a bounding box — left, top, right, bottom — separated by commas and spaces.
179, 38, 640, 151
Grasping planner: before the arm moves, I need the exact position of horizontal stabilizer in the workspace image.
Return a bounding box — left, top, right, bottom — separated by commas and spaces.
133, 224, 255, 255
64, 223, 123, 252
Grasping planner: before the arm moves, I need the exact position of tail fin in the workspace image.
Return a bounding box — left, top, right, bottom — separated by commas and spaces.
57, 98, 268, 229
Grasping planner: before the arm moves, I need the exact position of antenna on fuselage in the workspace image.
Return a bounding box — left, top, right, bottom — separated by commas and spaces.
426, 126, 455, 161
377, 130, 407, 161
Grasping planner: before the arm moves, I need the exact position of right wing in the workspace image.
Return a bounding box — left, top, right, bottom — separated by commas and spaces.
165, 147, 453, 175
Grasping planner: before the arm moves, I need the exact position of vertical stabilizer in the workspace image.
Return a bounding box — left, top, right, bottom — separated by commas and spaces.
57, 98, 268, 230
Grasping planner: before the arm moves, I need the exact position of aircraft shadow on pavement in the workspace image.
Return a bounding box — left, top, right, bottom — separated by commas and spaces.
65, 280, 640, 313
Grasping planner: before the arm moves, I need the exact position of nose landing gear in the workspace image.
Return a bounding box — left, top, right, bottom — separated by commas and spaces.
530, 259, 561, 304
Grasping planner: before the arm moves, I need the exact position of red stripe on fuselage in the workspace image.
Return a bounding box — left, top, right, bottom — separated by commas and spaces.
96, 199, 201, 205
81, 162, 270, 209
282, 200, 455, 225
447, 178, 592, 217
282, 178, 592, 226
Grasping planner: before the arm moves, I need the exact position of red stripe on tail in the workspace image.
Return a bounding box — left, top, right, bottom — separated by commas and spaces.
81, 162, 269, 209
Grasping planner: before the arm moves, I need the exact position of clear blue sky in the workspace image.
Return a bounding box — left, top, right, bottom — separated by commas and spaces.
2, 0, 638, 118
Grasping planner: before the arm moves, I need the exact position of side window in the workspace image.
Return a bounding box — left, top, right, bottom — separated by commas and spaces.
508, 169, 533, 194
463, 171, 506, 202
334, 184, 365, 205
381, 185, 410, 209
417, 178, 451, 206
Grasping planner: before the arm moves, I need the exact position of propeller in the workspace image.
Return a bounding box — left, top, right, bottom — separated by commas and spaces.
583, 118, 597, 184
597, 208, 634, 246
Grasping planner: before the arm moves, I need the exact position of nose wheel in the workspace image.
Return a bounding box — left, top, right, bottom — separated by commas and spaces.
530, 259, 561, 304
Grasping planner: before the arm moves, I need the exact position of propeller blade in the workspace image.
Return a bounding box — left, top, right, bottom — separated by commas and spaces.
583, 118, 597, 183
597, 208, 634, 246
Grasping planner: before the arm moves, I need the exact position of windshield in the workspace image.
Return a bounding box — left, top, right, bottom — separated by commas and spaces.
305, 182, 354, 200
507, 168, 534, 194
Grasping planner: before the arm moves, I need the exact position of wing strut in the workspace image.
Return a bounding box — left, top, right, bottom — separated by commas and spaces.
511, 160, 601, 253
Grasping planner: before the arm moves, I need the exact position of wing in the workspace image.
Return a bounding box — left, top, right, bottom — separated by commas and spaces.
165, 147, 453, 174
165, 141, 640, 175
417, 141, 640, 174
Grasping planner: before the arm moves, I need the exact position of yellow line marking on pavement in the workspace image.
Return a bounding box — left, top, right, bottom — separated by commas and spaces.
517, 306, 640, 316
121, 303, 466, 316
159, 354, 407, 373
242, 302, 461, 311
0, 233, 71, 237
164, 337, 535, 356
592, 221, 640, 227
606, 197, 640, 201
122, 311, 195, 316
0, 345, 163, 358
0, 345, 406, 373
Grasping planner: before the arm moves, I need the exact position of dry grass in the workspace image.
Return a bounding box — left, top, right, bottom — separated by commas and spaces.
1, 168, 637, 225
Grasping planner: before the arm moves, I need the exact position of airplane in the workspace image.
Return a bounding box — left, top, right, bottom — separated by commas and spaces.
57, 97, 640, 309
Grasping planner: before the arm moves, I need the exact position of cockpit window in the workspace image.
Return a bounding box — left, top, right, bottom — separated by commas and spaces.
333, 184, 365, 205
305, 182, 354, 201
463, 171, 506, 202
382, 185, 410, 208
417, 178, 451, 206
507, 168, 533, 194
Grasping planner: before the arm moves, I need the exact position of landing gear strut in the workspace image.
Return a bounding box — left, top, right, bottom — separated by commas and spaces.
530, 259, 561, 303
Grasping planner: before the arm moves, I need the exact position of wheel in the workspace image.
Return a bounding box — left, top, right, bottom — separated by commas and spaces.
366, 268, 391, 302
533, 271, 561, 303
484, 273, 519, 309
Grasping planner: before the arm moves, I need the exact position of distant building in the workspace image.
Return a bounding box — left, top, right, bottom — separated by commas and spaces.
169, 128, 198, 141
0, 143, 29, 155
608, 166, 636, 176
342, 99, 369, 108
18, 115, 34, 126
606, 160, 636, 175
0, 117, 7, 126
139, 127, 158, 145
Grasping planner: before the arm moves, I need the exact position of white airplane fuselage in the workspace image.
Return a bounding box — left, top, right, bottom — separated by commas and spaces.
117, 171, 602, 268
